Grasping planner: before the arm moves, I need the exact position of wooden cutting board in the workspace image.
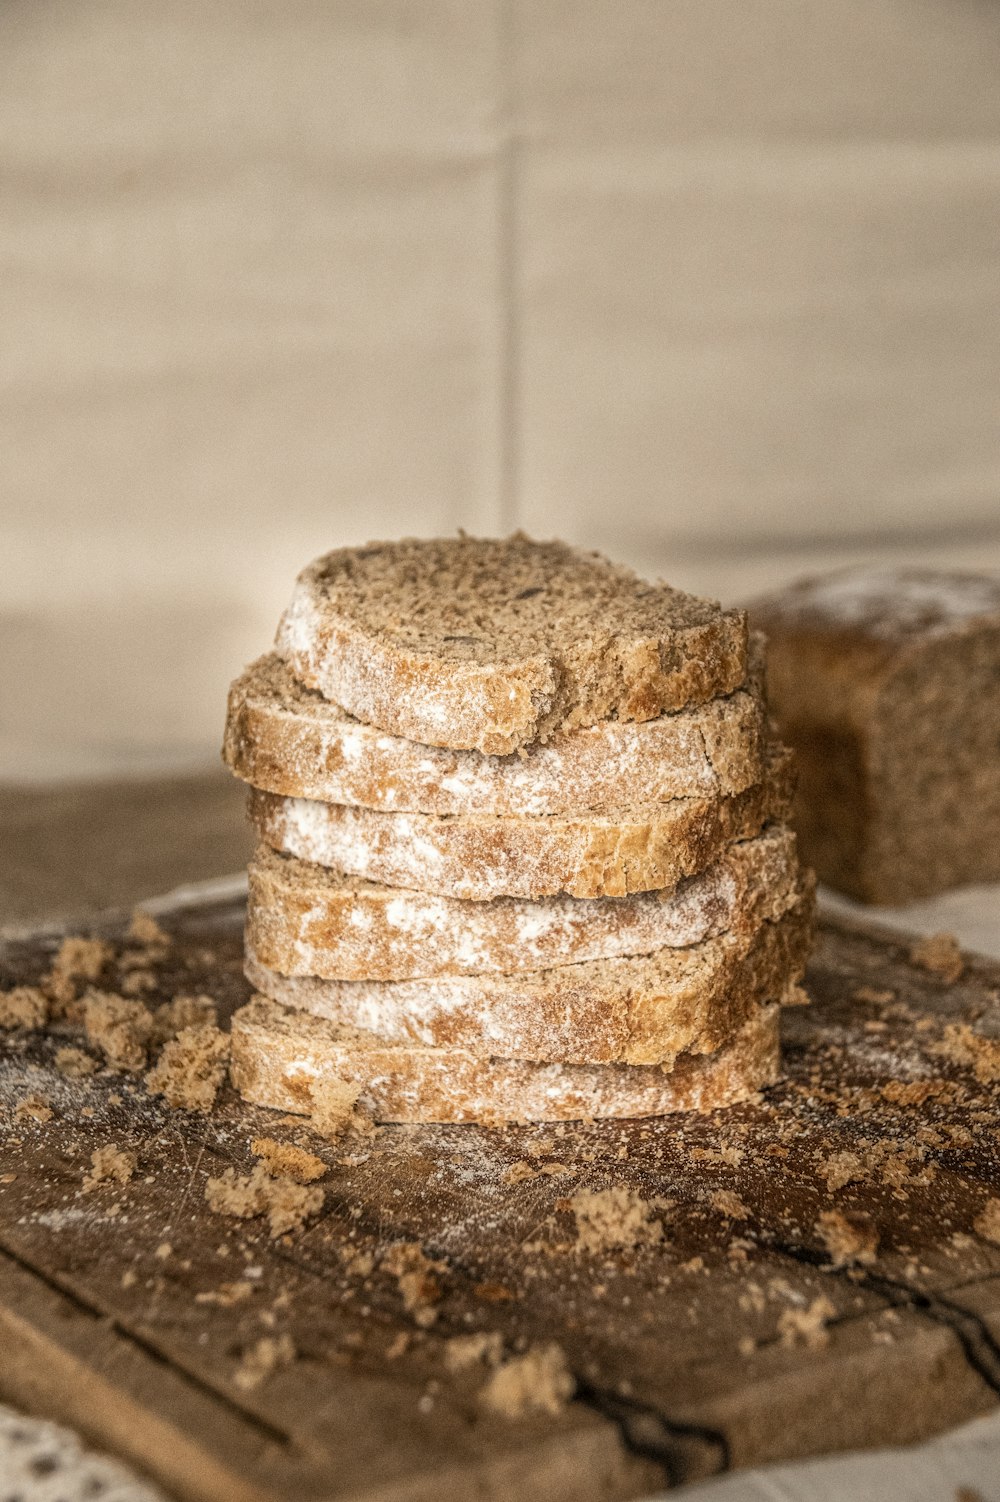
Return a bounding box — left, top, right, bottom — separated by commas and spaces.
1, 894, 999, 1501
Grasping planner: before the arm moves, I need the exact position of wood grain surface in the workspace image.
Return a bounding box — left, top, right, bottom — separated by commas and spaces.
1, 894, 999, 1499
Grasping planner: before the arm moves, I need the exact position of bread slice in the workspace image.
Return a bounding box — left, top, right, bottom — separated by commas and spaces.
750, 568, 1000, 904
275, 535, 748, 754
224, 648, 768, 815
246, 825, 801, 981
230, 996, 783, 1123
245, 883, 813, 1066
247, 744, 795, 901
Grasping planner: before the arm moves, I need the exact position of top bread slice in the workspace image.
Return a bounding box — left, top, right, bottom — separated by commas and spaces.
275, 534, 748, 754
224, 646, 768, 815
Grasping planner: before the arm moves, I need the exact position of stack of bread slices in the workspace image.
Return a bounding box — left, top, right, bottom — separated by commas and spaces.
223, 535, 814, 1125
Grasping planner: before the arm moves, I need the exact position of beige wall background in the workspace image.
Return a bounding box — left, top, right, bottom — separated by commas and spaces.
3, 0, 999, 779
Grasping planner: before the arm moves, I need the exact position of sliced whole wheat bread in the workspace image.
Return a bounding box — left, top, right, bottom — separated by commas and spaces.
275, 535, 748, 755
245, 884, 813, 1066
230, 997, 782, 1123
247, 744, 795, 901
224, 648, 767, 815
246, 825, 801, 981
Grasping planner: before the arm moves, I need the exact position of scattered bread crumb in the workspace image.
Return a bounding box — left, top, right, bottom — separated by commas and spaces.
853, 986, 895, 1005
205, 1163, 323, 1238
195, 1280, 254, 1306
154, 1242, 172, 1259
568, 1186, 666, 1254
382, 1242, 446, 1328
121, 970, 158, 997
880, 1079, 949, 1106
83, 991, 153, 1072
151, 994, 218, 1044
931, 1024, 1000, 1086
816, 1210, 879, 1267
45, 936, 113, 1010
310, 1076, 375, 1139
251, 1137, 326, 1184
778, 1295, 836, 1350
443, 1331, 504, 1373
145, 1024, 230, 1110
910, 932, 963, 984
973, 1198, 1000, 1246
340, 1245, 375, 1277
233, 1333, 295, 1391
480, 1344, 575, 1418
0, 986, 48, 1030
83, 1145, 136, 1191
822, 1150, 864, 1192
502, 1159, 567, 1186
385, 1331, 410, 1360
126, 910, 171, 950
54, 1046, 98, 1079
14, 1093, 53, 1124
711, 1189, 750, 1220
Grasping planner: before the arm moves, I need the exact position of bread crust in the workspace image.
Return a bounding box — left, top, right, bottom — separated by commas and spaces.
245, 884, 813, 1066
276, 536, 748, 754
246, 825, 801, 981
223, 651, 768, 815
229, 998, 782, 1123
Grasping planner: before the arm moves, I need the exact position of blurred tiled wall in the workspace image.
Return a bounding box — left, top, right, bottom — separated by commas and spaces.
3, 0, 999, 776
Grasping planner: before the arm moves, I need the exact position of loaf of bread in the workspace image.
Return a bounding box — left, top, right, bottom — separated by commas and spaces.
248, 744, 794, 901
230, 996, 782, 1123
246, 826, 801, 980
275, 535, 748, 754
246, 884, 812, 1066
750, 568, 1000, 903
224, 647, 768, 815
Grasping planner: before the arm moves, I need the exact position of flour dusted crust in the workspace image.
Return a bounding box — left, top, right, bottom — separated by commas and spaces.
245, 885, 812, 1066
275, 536, 748, 755
751, 568, 1000, 904
246, 825, 801, 981
229, 998, 782, 1124
248, 745, 795, 901
224, 649, 767, 814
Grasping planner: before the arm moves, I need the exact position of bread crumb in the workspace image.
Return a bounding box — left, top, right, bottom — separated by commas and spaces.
0, 986, 48, 1030
204, 1163, 323, 1238
911, 932, 963, 984
502, 1159, 568, 1186
480, 1344, 575, 1418
14, 1092, 53, 1124
443, 1331, 504, 1373
822, 1150, 864, 1192
154, 1242, 172, 1259
83, 991, 153, 1072
816, 1210, 879, 1267
233, 1333, 295, 1391
0, 1173, 15, 1184
54, 1046, 98, 1079
973, 1198, 1000, 1246
778, 1295, 836, 1349
83, 1145, 136, 1191
45, 936, 113, 1010
880, 1079, 949, 1106
151, 994, 218, 1044
146, 1024, 229, 1111
195, 1280, 253, 1306
568, 1186, 666, 1254
251, 1137, 326, 1184
931, 1024, 1000, 1085
382, 1242, 446, 1328
126, 910, 170, 950
310, 1076, 375, 1139
711, 1189, 750, 1220
854, 986, 895, 1005
121, 969, 158, 997
385, 1331, 410, 1360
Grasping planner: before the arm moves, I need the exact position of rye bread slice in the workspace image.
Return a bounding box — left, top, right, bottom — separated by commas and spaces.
224, 648, 768, 815
247, 744, 795, 901
245, 884, 813, 1067
246, 825, 801, 981
229, 998, 783, 1124
275, 535, 748, 754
